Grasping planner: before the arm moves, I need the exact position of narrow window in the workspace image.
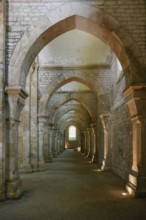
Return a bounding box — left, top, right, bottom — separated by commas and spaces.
69, 125, 76, 140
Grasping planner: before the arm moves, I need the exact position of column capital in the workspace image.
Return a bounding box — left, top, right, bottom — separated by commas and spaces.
48, 124, 54, 132
5, 86, 29, 99
100, 113, 110, 131
87, 127, 92, 131
90, 123, 97, 127
123, 84, 146, 97
5, 86, 29, 121
100, 113, 111, 121
38, 114, 48, 122
123, 85, 146, 118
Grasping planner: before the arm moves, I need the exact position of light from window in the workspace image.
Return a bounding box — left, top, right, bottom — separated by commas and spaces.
117, 58, 122, 77
69, 125, 76, 140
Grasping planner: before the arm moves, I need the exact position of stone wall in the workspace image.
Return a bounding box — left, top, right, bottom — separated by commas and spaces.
111, 103, 132, 180
38, 67, 111, 98
110, 58, 132, 180
6, 0, 146, 64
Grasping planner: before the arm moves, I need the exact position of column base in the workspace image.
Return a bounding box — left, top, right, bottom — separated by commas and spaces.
93, 159, 97, 163
101, 159, 111, 171
6, 178, 22, 199
37, 161, 45, 171
92, 153, 98, 163
126, 171, 146, 197
90, 153, 96, 163
86, 150, 91, 157
19, 163, 32, 173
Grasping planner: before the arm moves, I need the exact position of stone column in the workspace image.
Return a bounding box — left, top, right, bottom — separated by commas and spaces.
53, 129, 58, 158
48, 125, 53, 162
5, 87, 28, 199
18, 72, 32, 173
59, 134, 63, 153
100, 114, 111, 171
30, 64, 38, 172
59, 132, 63, 154
18, 105, 32, 173
38, 115, 47, 171
0, 0, 6, 201
123, 85, 146, 197
43, 126, 49, 163
57, 131, 61, 155
86, 128, 91, 157
83, 131, 88, 156
80, 132, 84, 153
61, 134, 65, 152
90, 124, 97, 163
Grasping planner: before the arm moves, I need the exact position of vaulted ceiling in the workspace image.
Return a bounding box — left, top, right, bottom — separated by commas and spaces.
38, 29, 113, 132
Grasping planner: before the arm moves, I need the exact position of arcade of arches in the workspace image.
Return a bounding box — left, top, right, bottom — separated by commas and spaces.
0, 0, 146, 202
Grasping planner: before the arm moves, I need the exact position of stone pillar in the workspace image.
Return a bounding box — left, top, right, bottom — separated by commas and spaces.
18, 73, 32, 173
60, 134, 63, 153
48, 125, 53, 162
18, 104, 32, 173
80, 132, 84, 153
123, 85, 146, 197
43, 126, 49, 163
53, 129, 58, 158
90, 124, 97, 163
83, 131, 88, 156
5, 87, 28, 199
58, 132, 63, 154
86, 128, 91, 157
30, 64, 38, 172
100, 114, 111, 171
57, 131, 61, 155
61, 134, 65, 152
38, 115, 47, 171
0, 0, 6, 201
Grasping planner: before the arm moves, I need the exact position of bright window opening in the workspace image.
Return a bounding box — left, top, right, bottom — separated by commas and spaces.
69, 125, 76, 140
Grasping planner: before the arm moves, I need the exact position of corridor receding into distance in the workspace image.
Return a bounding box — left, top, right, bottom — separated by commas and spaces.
1, 149, 146, 220
1, 1, 146, 220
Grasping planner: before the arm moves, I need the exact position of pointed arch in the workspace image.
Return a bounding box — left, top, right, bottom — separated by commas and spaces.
40, 75, 99, 115
8, 2, 144, 90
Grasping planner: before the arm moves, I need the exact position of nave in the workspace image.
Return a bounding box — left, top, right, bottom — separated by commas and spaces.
1, 150, 146, 220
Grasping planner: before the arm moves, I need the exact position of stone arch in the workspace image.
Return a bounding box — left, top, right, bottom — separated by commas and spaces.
56, 109, 90, 129
8, 2, 144, 90
40, 75, 99, 114
53, 105, 91, 125
48, 98, 94, 124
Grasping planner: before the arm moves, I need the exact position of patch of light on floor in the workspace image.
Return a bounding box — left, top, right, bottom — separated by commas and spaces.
122, 192, 127, 196
77, 147, 81, 152
92, 169, 102, 172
